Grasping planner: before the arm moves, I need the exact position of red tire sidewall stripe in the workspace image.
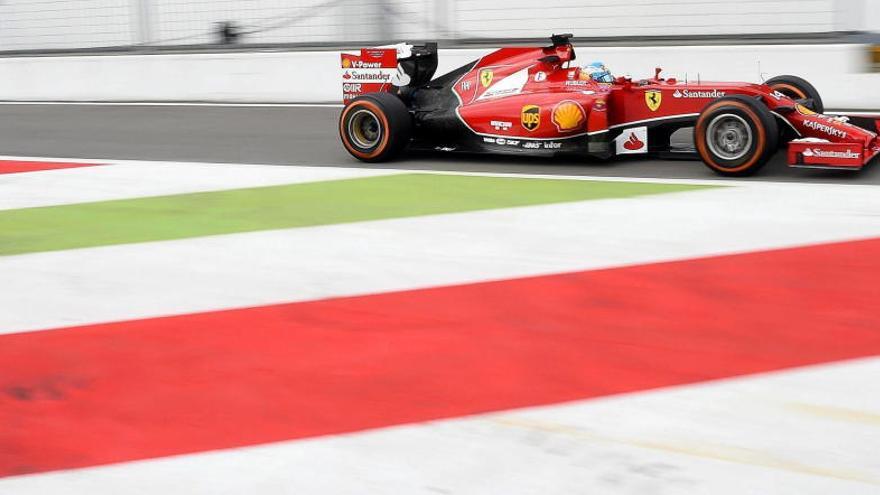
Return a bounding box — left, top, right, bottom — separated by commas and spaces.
340, 100, 392, 160
770, 83, 807, 100
696, 101, 767, 173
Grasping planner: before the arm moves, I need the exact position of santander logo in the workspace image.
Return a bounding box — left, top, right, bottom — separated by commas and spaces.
623, 132, 645, 151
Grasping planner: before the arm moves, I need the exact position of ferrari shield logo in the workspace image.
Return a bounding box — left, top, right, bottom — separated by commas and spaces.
479, 69, 494, 88
521, 105, 540, 131
645, 90, 662, 112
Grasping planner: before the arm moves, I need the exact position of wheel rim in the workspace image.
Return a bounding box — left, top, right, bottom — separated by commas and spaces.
706, 114, 753, 161
347, 109, 382, 149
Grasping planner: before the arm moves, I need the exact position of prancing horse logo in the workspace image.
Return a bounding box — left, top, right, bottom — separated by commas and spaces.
645, 90, 662, 112
479, 69, 494, 88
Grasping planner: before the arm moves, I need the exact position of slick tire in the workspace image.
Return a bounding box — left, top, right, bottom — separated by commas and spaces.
765, 75, 824, 114
339, 93, 412, 162
695, 95, 779, 177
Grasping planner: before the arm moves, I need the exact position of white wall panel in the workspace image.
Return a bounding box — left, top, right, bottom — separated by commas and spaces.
0, 44, 876, 109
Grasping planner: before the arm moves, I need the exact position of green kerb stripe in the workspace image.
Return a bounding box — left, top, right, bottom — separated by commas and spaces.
0, 173, 713, 256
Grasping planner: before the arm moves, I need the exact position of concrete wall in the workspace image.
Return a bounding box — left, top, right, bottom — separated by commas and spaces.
0, 44, 876, 109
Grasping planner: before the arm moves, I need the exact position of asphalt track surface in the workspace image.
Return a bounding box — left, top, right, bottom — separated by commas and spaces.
3, 103, 880, 184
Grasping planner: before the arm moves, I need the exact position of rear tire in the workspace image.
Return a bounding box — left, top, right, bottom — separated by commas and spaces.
339, 93, 412, 162
695, 95, 779, 177
766, 75, 824, 114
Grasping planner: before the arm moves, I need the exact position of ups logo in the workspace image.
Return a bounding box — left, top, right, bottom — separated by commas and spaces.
521, 105, 540, 131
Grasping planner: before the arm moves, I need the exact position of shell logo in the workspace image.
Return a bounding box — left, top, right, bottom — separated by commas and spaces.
342, 58, 352, 69
552, 100, 586, 132
796, 103, 817, 116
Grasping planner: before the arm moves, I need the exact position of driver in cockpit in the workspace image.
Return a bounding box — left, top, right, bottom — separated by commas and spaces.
580, 61, 614, 84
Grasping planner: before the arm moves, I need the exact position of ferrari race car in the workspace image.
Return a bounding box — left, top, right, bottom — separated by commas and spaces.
338, 34, 880, 176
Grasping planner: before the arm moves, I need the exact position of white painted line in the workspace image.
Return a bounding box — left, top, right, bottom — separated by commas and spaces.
828, 110, 880, 116
3, 183, 880, 333
0, 101, 343, 108
0, 161, 401, 210
0, 154, 873, 189
3, 357, 877, 494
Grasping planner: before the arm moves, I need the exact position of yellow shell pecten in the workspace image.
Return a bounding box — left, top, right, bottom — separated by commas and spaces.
553, 101, 585, 132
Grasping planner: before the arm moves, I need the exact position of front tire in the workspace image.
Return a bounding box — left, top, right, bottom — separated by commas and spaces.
695, 95, 779, 177
765, 75, 824, 114
339, 93, 412, 162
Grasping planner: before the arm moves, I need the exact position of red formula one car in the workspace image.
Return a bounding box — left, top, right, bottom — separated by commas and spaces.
339, 34, 880, 176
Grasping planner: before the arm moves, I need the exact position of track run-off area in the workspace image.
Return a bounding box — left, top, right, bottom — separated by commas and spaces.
1, 103, 879, 494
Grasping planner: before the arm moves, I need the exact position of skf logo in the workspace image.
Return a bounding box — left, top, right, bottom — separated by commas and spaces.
552, 100, 585, 132
521, 105, 540, 131
480, 69, 494, 88
645, 90, 662, 112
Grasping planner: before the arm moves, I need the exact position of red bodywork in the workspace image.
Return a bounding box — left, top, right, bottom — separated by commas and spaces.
342, 42, 880, 169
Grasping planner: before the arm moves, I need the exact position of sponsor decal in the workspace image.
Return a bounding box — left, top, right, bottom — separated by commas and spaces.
342, 83, 362, 93
552, 100, 586, 132
645, 90, 662, 111
483, 137, 520, 147
769, 90, 787, 101
534, 71, 547, 82
593, 99, 607, 112
460, 80, 472, 91
802, 148, 860, 160
623, 133, 644, 151
614, 126, 649, 155
567, 70, 576, 80
480, 69, 494, 88
672, 89, 726, 99
491, 120, 513, 131
477, 68, 529, 100
349, 60, 383, 69
342, 58, 352, 69
342, 70, 393, 83
564, 80, 591, 87
521, 105, 541, 132
803, 119, 848, 139
796, 104, 817, 116
522, 141, 562, 150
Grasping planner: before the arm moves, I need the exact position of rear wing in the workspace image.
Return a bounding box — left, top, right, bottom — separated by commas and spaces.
340, 48, 398, 104
341, 43, 438, 104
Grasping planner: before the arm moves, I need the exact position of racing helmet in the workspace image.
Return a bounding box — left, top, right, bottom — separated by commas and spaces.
582, 61, 613, 84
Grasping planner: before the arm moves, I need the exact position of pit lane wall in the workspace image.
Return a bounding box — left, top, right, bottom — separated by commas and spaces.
0, 44, 875, 109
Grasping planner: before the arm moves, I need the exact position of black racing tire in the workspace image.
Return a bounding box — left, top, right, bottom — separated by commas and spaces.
339, 93, 412, 162
695, 95, 779, 177
765, 75, 824, 114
